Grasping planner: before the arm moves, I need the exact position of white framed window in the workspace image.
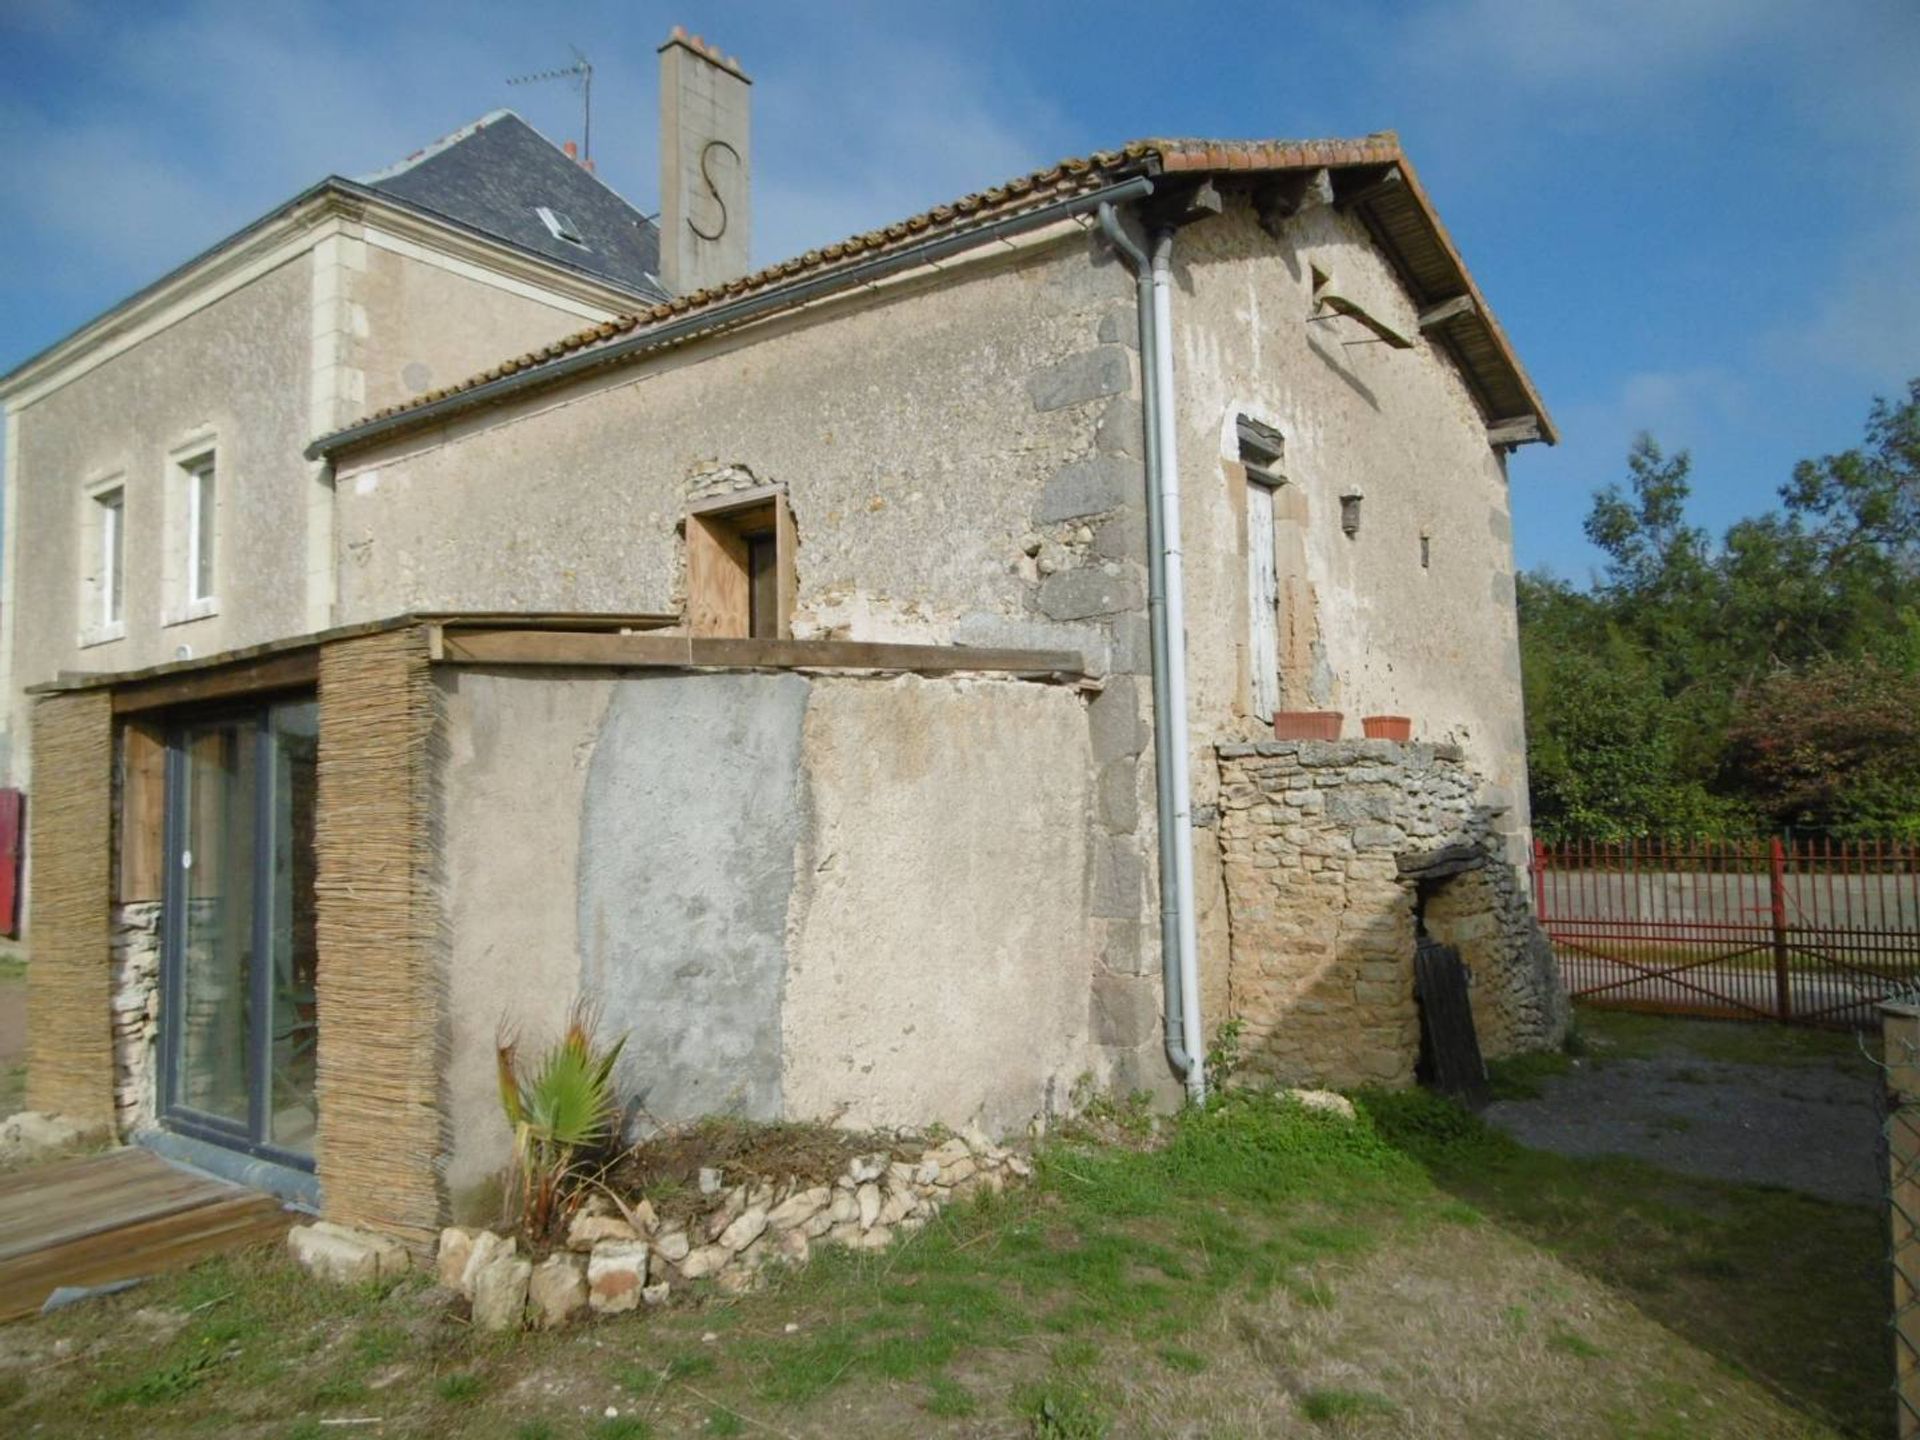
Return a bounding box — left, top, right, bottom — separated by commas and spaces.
185, 452, 216, 602
164, 442, 220, 625
80, 475, 127, 646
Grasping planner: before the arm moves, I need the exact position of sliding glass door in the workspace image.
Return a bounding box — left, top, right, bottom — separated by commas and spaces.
159, 698, 318, 1167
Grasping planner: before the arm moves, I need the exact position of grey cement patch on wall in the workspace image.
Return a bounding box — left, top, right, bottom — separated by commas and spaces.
577, 672, 809, 1124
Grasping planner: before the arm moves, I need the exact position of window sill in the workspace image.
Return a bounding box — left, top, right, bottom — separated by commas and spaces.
78, 622, 126, 650
162, 597, 220, 628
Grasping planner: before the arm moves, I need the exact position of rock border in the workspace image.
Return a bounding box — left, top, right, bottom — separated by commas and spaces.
290, 1130, 1032, 1330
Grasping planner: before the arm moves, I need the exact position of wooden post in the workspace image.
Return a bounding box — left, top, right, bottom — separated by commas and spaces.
1769, 837, 1792, 1023
1884, 1002, 1920, 1440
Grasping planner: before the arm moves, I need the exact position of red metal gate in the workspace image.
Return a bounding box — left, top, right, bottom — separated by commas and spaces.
1534, 837, 1920, 1027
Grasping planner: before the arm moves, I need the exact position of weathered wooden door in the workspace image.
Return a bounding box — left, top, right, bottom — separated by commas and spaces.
1247, 479, 1280, 720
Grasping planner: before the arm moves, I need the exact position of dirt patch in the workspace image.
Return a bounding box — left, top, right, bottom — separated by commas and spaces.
1484, 1029, 1882, 1207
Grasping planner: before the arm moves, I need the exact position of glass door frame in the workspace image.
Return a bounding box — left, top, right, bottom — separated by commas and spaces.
156, 696, 318, 1174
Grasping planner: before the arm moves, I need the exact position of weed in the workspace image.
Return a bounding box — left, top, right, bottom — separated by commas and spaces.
436, 1371, 485, 1402
1298, 1387, 1397, 1422
705, 1406, 744, 1435
1022, 1380, 1110, 1438
1207, 1018, 1246, 1088
515, 1423, 558, 1440
1547, 1326, 1605, 1359
90, 1350, 220, 1408
1158, 1345, 1208, 1373
591, 1417, 652, 1439
925, 1374, 977, 1416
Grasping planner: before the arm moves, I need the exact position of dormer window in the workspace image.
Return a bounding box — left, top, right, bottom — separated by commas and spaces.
534, 206, 587, 247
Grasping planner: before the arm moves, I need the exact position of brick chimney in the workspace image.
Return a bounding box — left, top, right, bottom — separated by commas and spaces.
658, 26, 751, 295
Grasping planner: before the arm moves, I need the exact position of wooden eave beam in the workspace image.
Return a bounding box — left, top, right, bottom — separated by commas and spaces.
1487, 415, 1543, 447
111, 649, 318, 715
433, 629, 1087, 681
1334, 165, 1405, 211
1254, 168, 1332, 236
1144, 178, 1225, 230
1418, 294, 1478, 330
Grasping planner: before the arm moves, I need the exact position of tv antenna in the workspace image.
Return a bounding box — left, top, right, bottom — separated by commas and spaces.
508, 46, 594, 162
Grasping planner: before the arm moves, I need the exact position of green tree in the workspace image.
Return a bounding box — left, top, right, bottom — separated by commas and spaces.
1520, 379, 1920, 837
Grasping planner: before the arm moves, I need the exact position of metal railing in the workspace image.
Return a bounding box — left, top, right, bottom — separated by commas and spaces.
1535, 838, 1920, 1027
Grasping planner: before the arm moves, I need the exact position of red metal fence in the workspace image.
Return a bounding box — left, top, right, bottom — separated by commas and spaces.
1534, 837, 1920, 1027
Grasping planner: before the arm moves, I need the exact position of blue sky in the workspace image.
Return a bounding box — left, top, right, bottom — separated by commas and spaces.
2, 0, 1915, 581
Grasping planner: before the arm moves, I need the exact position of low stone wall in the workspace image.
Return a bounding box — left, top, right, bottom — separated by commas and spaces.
290, 1129, 1029, 1330
1216, 739, 1562, 1089
109, 901, 162, 1139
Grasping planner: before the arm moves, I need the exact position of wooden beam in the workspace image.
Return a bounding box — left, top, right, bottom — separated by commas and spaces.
1334, 165, 1405, 212
438, 629, 1086, 678
1487, 415, 1542, 447
1147, 178, 1225, 230
1315, 291, 1414, 350
118, 721, 166, 903
1254, 169, 1331, 236
112, 649, 318, 715
1418, 294, 1477, 330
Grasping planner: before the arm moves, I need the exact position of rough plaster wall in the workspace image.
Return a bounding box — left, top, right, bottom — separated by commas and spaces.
330, 236, 1135, 649
436, 669, 611, 1216
6, 257, 313, 787
1172, 199, 1533, 854
783, 675, 1093, 1134
579, 672, 808, 1125
354, 245, 598, 418
338, 232, 1170, 1099
433, 667, 1101, 1188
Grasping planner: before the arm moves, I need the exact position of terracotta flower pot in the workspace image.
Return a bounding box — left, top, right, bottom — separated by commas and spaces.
1272, 710, 1343, 741
1362, 715, 1412, 741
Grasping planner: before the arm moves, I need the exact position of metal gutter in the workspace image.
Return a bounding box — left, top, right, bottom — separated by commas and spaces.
1098, 200, 1204, 1104
307, 173, 1158, 461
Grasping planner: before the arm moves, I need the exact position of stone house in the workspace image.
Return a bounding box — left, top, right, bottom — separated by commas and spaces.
6, 31, 1563, 1243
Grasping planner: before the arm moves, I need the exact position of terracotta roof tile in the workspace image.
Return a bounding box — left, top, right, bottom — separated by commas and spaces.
319, 133, 1553, 450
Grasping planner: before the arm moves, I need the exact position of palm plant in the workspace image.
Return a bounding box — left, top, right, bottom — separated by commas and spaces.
495, 1004, 627, 1239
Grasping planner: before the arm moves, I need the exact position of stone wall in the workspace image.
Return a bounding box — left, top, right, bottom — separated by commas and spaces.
1216, 739, 1563, 1089
110, 900, 162, 1138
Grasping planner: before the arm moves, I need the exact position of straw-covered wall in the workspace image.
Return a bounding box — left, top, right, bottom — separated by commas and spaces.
25, 689, 116, 1127
314, 626, 447, 1246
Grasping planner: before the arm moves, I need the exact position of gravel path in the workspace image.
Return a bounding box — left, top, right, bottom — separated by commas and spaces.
1484, 1044, 1883, 1208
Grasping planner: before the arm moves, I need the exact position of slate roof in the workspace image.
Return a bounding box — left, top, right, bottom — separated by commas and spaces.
314, 133, 1555, 457
360, 111, 666, 301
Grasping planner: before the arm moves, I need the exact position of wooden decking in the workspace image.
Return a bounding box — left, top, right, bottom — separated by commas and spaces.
0, 1148, 291, 1322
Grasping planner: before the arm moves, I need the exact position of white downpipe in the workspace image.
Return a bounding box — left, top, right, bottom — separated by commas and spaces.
1149, 229, 1206, 1104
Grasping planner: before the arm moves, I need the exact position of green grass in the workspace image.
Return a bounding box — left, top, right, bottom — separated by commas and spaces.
0, 1022, 1883, 1437
1299, 1387, 1397, 1422
1574, 1003, 1879, 1072
1363, 1081, 1885, 1438
434, 1370, 485, 1402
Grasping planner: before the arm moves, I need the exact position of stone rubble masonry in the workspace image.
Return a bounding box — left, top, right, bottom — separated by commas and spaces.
109, 901, 162, 1140
287, 1221, 413, 1288
1013, 318, 1165, 1100
1216, 739, 1565, 1091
